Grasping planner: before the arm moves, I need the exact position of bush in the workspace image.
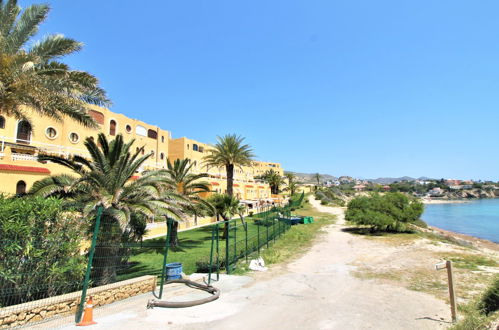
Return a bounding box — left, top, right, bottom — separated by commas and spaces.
478, 275, 499, 315
345, 192, 424, 232
0, 196, 86, 307
195, 256, 225, 273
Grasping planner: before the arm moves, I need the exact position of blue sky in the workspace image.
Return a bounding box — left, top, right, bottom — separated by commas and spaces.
24, 0, 499, 180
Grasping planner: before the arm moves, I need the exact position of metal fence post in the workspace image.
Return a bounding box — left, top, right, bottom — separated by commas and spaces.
216, 223, 220, 280
158, 218, 172, 299
76, 206, 103, 324
233, 220, 237, 260
208, 225, 216, 285
225, 221, 230, 274
266, 219, 269, 248
257, 223, 260, 255
245, 222, 248, 262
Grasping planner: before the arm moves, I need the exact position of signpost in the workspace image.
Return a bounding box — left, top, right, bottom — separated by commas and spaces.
435, 260, 457, 322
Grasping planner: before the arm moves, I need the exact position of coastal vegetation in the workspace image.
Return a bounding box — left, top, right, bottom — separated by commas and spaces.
258, 169, 285, 194
345, 192, 424, 233
0, 0, 109, 126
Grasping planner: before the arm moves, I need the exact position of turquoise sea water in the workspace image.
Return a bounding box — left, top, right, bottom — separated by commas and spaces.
422, 199, 499, 243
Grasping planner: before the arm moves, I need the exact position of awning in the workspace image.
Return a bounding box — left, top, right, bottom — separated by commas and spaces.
0, 164, 50, 174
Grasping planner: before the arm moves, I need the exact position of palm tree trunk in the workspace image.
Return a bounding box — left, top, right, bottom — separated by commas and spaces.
226, 164, 234, 197
169, 221, 179, 248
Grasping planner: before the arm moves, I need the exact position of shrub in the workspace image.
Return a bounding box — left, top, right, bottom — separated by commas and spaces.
0, 196, 86, 307
345, 192, 424, 232
195, 256, 225, 273
478, 275, 499, 315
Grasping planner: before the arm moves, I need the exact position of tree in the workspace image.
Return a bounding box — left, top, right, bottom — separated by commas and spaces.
284, 172, 297, 196
314, 173, 321, 187
164, 158, 213, 247
0, 0, 109, 127
30, 133, 183, 284
345, 192, 424, 232
207, 193, 245, 238
203, 134, 254, 197
259, 169, 285, 195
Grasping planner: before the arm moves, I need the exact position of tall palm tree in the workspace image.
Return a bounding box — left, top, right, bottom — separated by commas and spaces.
314, 173, 321, 188
203, 134, 254, 197
164, 158, 213, 247
30, 133, 183, 284
0, 0, 109, 127
284, 172, 297, 196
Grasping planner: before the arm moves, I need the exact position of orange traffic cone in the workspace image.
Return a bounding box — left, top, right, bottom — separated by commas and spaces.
77, 296, 97, 326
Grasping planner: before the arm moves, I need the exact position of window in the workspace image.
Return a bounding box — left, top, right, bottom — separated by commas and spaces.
45, 127, 57, 139
0, 116, 5, 129
89, 110, 104, 125
126, 125, 132, 133
109, 120, 117, 136
199, 146, 204, 153
69, 132, 79, 143
160, 153, 165, 160
16, 120, 31, 144
147, 129, 157, 140
161, 136, 165, 143
187, 144, 190, 150
16, 181, 26, 195
193, 144, 199, 151
136, 125, 147, 136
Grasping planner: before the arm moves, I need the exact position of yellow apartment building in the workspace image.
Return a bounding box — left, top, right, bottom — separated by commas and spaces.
0, 106, 171, 195
168, 137, 284, 203
0, 107, 284, 209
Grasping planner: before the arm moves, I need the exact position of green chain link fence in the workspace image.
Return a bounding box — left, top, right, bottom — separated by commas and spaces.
0, 193, 305, 328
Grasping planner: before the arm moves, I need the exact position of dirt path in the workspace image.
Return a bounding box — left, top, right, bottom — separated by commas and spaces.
64, 198, 451, 330
177, 198, 450, 330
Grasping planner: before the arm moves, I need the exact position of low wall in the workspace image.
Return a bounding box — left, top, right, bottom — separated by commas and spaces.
0, 275, 156, 328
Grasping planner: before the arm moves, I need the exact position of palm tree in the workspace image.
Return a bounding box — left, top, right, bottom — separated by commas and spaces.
314, 173, 321, 189
203, 134, 254, 197
260, 169, 285, 195
164, 158, 213, 248
284, 172, 297, 196
0, 0, 109, 127
207, 193, 245, 238
30, 133, 183, 284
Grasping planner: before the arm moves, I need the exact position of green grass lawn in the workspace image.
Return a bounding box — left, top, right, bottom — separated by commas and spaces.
117, 212, 290, 281
117, 198, 336, 281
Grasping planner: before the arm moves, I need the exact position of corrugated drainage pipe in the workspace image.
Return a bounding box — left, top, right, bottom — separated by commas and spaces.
147, 279, 220, 308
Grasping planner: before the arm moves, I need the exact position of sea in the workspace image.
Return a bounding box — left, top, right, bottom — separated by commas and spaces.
422, 199, 499, 243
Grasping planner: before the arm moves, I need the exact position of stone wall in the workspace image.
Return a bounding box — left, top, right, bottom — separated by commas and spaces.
0, 275, 156, 328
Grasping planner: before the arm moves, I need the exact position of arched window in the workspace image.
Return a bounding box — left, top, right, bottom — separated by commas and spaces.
161, 136, 165, 143
16, 180, 26, 195
89, 110, 104, 125
160, 153, 165, 160
193, 144, 198, 151
109, 120, 117, 136
0, 116, 5, 129
16, 120, 32, 144
136, 125, 147, 137
147, 129, 157, 140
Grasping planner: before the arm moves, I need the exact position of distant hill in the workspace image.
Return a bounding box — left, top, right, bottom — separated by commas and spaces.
286, 171, 336, 184
368, 176, 434, 184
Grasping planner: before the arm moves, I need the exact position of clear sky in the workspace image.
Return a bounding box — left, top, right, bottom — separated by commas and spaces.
24, 0, 499, 180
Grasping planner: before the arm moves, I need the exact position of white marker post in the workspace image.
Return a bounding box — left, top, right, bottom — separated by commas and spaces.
435, 260, 457, 322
